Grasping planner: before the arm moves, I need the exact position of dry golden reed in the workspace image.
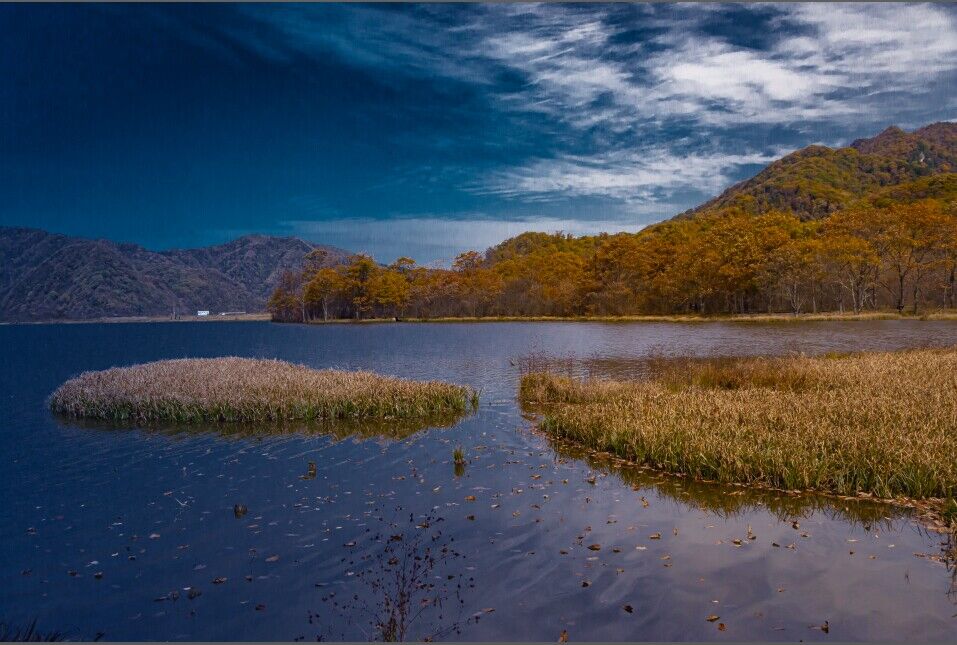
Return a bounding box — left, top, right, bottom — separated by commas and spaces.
50, 357, 477, 424
520, 348, 957, 500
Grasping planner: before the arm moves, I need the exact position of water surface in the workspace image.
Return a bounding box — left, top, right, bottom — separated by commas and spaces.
1, 321, 956, 641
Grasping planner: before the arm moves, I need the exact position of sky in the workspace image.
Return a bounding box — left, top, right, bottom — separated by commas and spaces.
1, 3, 956, 264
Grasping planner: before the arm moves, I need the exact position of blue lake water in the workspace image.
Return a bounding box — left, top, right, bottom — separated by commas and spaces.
1, 320, 956, 641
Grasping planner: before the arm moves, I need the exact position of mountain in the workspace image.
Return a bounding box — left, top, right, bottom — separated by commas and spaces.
0, 228, 347, 321
681, 122, 957, 220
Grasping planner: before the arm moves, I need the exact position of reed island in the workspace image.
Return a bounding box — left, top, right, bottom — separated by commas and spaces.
50, 357, 477, 424
520, 348, 957, 510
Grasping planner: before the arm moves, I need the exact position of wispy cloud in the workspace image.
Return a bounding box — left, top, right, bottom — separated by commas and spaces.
213, 3, 957, 216
472, 148, 788, 203
282, 215, 646, 265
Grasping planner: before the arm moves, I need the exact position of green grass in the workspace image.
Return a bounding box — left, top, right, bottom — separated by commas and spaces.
520, 348, 957, 502
50, 357, 478, 424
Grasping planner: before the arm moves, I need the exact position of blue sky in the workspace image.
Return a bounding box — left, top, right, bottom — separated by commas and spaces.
2, 3, 956, 263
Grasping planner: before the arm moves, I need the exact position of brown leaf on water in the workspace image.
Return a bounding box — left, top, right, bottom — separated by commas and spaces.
623, 604, 634, 613
465, 495, 476, 502
588, 544, 601, 551
466, 514, 476, 521
213, 577, 227, 584
821, 620, 829, 633
718, 623, 726, 631
558, 629, 569, 642
649, 532, 661, 539
706, 614, 720, 622
581, 580, 590, 587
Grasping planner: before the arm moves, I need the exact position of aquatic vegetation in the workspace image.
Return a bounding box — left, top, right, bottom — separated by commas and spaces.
316, 508, 478, 642
0, 619, 86, 642
49, 358, 477, 424
520, 348, 957, 502
453, 446, 466, 465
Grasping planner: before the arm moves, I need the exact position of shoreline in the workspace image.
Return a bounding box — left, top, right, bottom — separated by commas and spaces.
6, 310, 957, 326
1, 312, 272, 325
300, 310, 957, 324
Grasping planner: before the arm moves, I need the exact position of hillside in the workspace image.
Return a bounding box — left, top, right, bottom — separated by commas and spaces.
0, 228, 346, 321
682, 122, 957, 219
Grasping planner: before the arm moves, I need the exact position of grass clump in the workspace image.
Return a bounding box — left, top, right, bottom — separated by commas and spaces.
50, 357, 477, 424
520, 348, 957, 501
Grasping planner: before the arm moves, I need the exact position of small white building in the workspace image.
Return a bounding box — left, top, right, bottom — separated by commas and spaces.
196, 310, 210, 316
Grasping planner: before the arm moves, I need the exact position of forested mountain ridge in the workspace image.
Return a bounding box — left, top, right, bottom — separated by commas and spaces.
0, 227, 346, 321
271, 122, 957, 322
681, 122, 957, 220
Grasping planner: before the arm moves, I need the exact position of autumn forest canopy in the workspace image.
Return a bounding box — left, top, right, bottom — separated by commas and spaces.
269, 123, 957, 321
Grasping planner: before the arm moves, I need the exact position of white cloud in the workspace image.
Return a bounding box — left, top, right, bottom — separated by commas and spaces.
473, 148, 788, 202
224, 3, 957, 208
282, 215, 647, 265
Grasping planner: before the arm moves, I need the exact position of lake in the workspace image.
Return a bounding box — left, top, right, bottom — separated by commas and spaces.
1, 320, 956, 641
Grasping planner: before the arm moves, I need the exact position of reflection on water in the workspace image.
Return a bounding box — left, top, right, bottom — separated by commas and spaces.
53, 409, 469, 443
314, 507, 476, 642
2, 321, 957, 640
546, 436, 906, 532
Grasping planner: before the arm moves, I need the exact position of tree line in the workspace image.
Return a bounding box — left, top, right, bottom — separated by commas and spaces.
268, 198, 957, 321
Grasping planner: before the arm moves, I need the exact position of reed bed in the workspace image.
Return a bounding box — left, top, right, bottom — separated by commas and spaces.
50, 357, 477, 424
520, 348, 957, 502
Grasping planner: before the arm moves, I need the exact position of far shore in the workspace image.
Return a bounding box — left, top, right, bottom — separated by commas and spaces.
2, 312, 273, 325
300, 310, 957, 324
6, 309, 957, 326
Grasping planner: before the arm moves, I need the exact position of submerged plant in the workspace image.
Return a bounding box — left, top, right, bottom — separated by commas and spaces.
49, 358, 477, 425
313, 509, 478, 642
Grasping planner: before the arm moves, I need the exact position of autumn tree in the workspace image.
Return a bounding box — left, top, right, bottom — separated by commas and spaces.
267, 270, 304, 322
304, 267, 347, 321
367, 270, 411, 318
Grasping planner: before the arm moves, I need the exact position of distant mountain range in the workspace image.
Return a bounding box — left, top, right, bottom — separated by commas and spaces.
682, 121, 956, 219
3, 121, 954, 322
0, 229, 347, 321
